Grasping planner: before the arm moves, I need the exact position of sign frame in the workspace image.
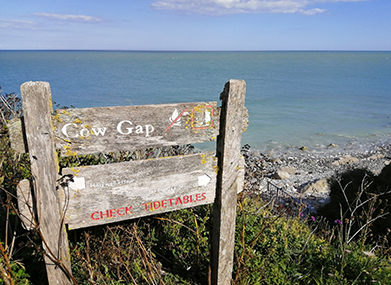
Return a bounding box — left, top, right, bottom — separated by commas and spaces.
14, 80, 246, 285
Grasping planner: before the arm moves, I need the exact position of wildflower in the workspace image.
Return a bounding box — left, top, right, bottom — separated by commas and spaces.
311, 216, 316, 222
334, 219, 342, 225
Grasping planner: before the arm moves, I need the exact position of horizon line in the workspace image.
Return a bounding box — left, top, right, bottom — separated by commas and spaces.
1, 49, 390, 52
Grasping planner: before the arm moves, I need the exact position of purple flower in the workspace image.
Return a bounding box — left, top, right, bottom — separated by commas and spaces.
334, 219, 342, 225
311, 216, 316, 222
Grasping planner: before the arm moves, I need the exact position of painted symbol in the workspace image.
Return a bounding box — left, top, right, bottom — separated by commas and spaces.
198, 174, 211, 187
170, 109, 182, 127
68, 177, 86, 190
165, 108, 188, 132
191, 105, 215, 130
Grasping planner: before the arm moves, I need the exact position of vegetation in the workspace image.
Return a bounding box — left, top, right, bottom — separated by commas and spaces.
1, 87, 391, 284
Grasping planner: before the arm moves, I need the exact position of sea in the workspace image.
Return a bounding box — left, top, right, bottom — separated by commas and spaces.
1, 50, 390, 156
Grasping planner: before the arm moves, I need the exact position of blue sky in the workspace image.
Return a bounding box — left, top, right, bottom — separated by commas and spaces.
1, 0, 390, 50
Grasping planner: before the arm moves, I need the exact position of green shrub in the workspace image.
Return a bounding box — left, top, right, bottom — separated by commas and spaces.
317, 165, 391, 245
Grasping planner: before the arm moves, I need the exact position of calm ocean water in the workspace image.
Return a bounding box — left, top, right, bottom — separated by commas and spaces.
1, 50, 390, 155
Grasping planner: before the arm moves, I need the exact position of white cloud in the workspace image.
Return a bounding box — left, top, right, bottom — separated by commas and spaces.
0, 19, 36, 29
34, 13, 102, 23
151, 0, 368, 16
299, 8, 327, 15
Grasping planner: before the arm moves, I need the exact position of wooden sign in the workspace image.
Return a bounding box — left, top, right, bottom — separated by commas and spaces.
61, 152, 217, 229
14, 80, 247, 285
53, 102, 220, 156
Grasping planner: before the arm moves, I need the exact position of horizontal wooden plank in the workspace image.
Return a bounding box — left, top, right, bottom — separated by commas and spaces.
53, 102, 220, 156
7, 105, 248, 156
60, 152, 217, 230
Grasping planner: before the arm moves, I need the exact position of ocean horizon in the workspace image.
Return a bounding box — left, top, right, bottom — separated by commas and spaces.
1, 50, 390, 156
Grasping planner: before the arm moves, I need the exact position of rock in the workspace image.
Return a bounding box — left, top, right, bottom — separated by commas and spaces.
279, 167, 296, 175
367, 154, 385, 160
303, 178, 330, 195
328, 143, 338, 148
271, 158, 282, 164
272, 170, 290, 180
258, 179, 269, 192
332, 155, 359, 166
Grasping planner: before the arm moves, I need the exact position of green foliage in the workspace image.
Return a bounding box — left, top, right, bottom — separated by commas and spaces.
67, 194, 391, 285
0, 243, 32, 285
70, 219, 202, 285
317, 165, 391, 244
0, 86, 22, 126
149, 205, 212, 284
232, 193, 391, 284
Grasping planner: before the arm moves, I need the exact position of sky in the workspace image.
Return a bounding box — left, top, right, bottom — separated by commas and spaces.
0, 0, 390, 50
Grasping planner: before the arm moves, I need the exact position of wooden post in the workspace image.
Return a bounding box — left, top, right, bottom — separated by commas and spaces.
21, 82, 73, 285
211, 80, 246, 285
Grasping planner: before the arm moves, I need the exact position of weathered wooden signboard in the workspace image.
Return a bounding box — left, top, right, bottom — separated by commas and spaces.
61, 152, 217, 229
53, 102, 220, 155
12, 80, 246, 285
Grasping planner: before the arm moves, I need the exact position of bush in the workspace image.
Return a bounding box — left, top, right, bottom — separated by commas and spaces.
317, 165, 391, 245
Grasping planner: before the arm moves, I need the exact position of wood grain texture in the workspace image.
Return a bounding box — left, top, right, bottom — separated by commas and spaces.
53, 102, 220, 156
21, 81, 72, 285
7, 117, 26, 153
211, 80, 246, 285
60, 152, 217, 229
17, 179, 34, 231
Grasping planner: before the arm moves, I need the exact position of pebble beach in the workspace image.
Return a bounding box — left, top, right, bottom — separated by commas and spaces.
241, 142, 391, 215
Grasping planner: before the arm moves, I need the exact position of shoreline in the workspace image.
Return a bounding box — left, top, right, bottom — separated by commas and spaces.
242, 142, 391, 214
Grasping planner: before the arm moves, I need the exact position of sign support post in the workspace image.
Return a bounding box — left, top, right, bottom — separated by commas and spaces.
21, 82, 73, 285
211, 80, 246, 285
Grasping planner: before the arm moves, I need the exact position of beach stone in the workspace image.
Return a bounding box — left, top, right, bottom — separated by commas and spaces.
367, 154, 385, 160
258, 179, 269, 192
279, 167, 296, 175
261, 161, 268, 167
271, 158, 282, 164
303, 178, 330, 195
332, 155, 359, 166
272, 170, 290, 180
